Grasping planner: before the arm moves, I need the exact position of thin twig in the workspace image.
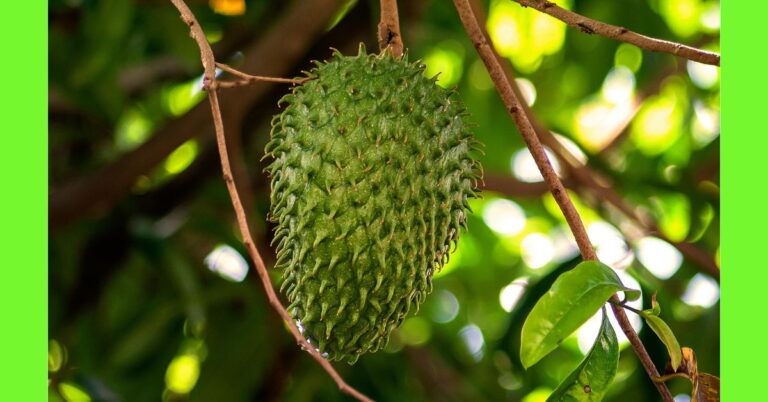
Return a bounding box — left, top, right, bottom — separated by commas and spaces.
378, 0, 404, 57
169, 1, 372, 401
216, 62, 311, 85
454, 1, 674, 400
511, 0, 720, 66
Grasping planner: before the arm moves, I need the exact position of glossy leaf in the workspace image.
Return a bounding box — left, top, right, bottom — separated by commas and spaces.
521, 261, 634, 368
640, 298, 682, 371
547, 310, 619, 402
622, 288, 641, 302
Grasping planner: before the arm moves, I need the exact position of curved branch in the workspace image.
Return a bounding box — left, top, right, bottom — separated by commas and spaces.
454, 1, 674, 400
511, 0, 720, 66
169, 1, 372, 401
378, 0, 404, 57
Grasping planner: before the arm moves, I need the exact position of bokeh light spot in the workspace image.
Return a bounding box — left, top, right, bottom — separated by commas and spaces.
521, 233, 554, 269
115, 109, 152, 151
459, 324, 485, 361
658, 0, 702, 38
487, 0, 570, 73
164, 140, 199, 175
166, 80, 206, 116
515, 78, 537, 106
165, 354, 200, 394
687, 60, 720, 89
614, 43, 643, 73
209, 0, 246, 16
499, 277, 528, 312
423, 41, 465, 88
204, 244, 249, 282
682, 273, 720, 308
588, 221, 632, 269
692, 100, 720, 147
602, 67, 636, 105
59, 383, 91, 402
636, 237, 683, 280
511, 147, 561, 183
432, 290, 460, 323
482, 199, 526, 235
700, 3, 720, 31
630, 80, 686, 156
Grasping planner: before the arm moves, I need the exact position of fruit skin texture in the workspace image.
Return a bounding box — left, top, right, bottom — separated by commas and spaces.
265, 45, 482, 363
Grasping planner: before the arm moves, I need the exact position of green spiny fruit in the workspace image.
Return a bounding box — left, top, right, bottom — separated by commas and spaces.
265, 44, 482, 363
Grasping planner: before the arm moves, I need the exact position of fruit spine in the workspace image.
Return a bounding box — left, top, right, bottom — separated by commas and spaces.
265, 45, 482, 363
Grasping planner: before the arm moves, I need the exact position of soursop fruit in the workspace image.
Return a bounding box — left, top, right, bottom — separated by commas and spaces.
265, 45, 482, 363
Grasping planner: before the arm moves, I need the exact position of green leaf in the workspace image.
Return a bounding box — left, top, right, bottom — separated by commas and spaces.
547, 310, 619, 402
642, 314, 682, 371
641, 293, 661, 316
521, 261, 632, 368
622, 288, 641, 302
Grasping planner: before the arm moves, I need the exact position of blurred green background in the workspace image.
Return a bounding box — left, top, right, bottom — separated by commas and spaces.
48, 0, 720, 401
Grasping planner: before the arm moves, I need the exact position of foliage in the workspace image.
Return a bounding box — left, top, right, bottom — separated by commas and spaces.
49, 0, 720, 401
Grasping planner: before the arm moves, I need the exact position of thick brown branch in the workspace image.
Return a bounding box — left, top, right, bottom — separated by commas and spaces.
511, 0, 719, 66
169, 1, 372, 401
455, 0, 594, 260
455, 0, 674, 400
378, 0, 403, 57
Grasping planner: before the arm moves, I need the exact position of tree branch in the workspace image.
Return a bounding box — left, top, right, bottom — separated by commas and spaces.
456, 0, 594, 260
169, 1, 372, 401
511, 0, 719, 66
378, 0, 403, 57
454, 1, 674, 400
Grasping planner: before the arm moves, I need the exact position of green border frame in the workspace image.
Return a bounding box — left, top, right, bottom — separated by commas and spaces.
0, 1, 752, 400
722, 1, 765, 400
0, 1, 47, 401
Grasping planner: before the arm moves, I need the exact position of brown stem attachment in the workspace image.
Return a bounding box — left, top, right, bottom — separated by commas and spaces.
378, 0, 404, 57
454, 0, 674, 400
169, 1, 372, 401
216, 62, 311, 86
511, 0, 719, 66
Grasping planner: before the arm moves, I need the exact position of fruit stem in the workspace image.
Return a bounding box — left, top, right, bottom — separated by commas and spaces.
378, 0, 404, 57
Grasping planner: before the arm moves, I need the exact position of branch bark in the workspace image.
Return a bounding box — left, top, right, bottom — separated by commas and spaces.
168, 1, 372, 401
378, 0, 403, 57
511, 0, 720, 66
454, 0, 674, 400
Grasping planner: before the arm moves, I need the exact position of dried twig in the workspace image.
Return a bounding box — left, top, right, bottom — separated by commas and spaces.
378, 0, 404, 57
169, 1, 372, 401
454, 0, 674, 400
216, 62, 311, 87
511, 0, 720, 66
